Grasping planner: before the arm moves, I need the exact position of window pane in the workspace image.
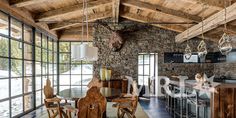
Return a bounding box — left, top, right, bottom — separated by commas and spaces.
11, 77, 22, 96
24, 43, 32, 60
82, 64, 93, 74
48, 51, 53, 63
0, 12, 9, 36
82, 75, 92, 85
36, 91, 41, 107
0, 58, 9, 78
138, 65, 143, 75
24, 26, 32, 43
35, 76, 41, 90
71, 75, 81, 85
0, 37, 8, 57
0, 79, 9, 99
59, 53, 70, 63
35, 47, 41, 61
42, 63, 47, 75
49, 64, 53, 75
59, 64, 70, 74
24, 94, 33, 111
11, 40, 22, 59
138, 55, 143, 64
42, 49, 47, 62
42, 35, 47, 48
144, 65, 149, 75
48, 40, 52, 50
24, 77, 32, 93
59, 75, 70, 85
24, 61, 32, 76
11, 59, 22, 77
53, 64, 57, 74
35, 32, 41, 47
54, 42, 57, 52
59, 42, 70, 52
0, 100, 9, 118
71, 64, 81, 74
144, 55, 150, 64
11, 97, 23, 117
11, 18, 22, 40
53, 53, 57, 64
35, 62, 41, 75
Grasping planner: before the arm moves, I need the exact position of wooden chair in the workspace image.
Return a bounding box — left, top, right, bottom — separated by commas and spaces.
44, 78, 68, 118
112, 81, 139, 118
77, 86, 107, 118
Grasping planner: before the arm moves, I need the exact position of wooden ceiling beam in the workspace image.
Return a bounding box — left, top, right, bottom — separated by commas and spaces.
35, 0, 112, 22
175, 2, 236, 43
10, 0, 48, 7
120, 12, 186, 32
59, 33, 93, 41
121, 0, 202, 23
49, 11, 112, 31
112, 0, 120, 23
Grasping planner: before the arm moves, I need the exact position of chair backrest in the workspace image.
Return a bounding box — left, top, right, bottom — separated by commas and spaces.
43, 79, 55, 108
87, 77, 102, 88
77, 87, 106, 118
44, 79, 54, 99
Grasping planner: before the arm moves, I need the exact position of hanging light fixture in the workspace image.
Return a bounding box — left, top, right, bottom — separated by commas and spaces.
197, 3, 207, 59
218, 0, 232, 55
184, 9, 192, 60
76, 0, 98, 61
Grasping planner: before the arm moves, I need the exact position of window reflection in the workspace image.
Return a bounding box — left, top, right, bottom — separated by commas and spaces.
0, 12, 8, 36
24, 26, 32, 43
11, 18, 22, 40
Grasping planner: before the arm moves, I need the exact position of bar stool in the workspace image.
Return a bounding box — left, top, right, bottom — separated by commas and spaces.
186, 91, 210, 118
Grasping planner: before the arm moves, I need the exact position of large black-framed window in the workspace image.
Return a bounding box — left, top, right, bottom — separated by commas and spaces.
0, 10, 57, 117
35, 32, 58, 108
59, 42, 93, 96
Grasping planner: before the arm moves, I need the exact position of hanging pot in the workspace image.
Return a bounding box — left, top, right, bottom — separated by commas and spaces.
184, 44, 192, 60
218, 33, 232, 55
197, 40, 207, 58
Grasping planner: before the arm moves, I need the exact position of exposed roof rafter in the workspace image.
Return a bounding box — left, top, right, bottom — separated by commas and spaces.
175, 2, 236, 43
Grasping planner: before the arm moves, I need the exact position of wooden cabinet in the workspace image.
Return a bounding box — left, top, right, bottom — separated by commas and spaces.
211, 84, 236, 118
101, 79, 128, 93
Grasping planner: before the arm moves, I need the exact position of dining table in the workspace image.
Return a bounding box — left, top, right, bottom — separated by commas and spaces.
58, 87, 121, 103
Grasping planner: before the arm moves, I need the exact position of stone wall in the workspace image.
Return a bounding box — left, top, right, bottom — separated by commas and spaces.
93, 19, 217, 80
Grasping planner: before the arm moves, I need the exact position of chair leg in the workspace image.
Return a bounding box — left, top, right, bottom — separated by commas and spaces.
58, 109, 63, 118
47, 110, 51, 118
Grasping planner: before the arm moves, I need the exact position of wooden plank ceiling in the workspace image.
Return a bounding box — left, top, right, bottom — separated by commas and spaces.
8, 0, 236, 42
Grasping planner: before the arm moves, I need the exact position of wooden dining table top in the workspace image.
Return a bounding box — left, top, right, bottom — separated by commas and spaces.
58, 87, 121, 100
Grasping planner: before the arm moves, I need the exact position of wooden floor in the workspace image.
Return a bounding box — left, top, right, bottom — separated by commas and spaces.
22, 98, 171, 118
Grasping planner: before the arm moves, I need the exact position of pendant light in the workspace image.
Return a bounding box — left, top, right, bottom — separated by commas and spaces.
184, 9, 192, 60
78, 0, 98, 61
218, 0, 232, 55
197, 3, 207, 59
